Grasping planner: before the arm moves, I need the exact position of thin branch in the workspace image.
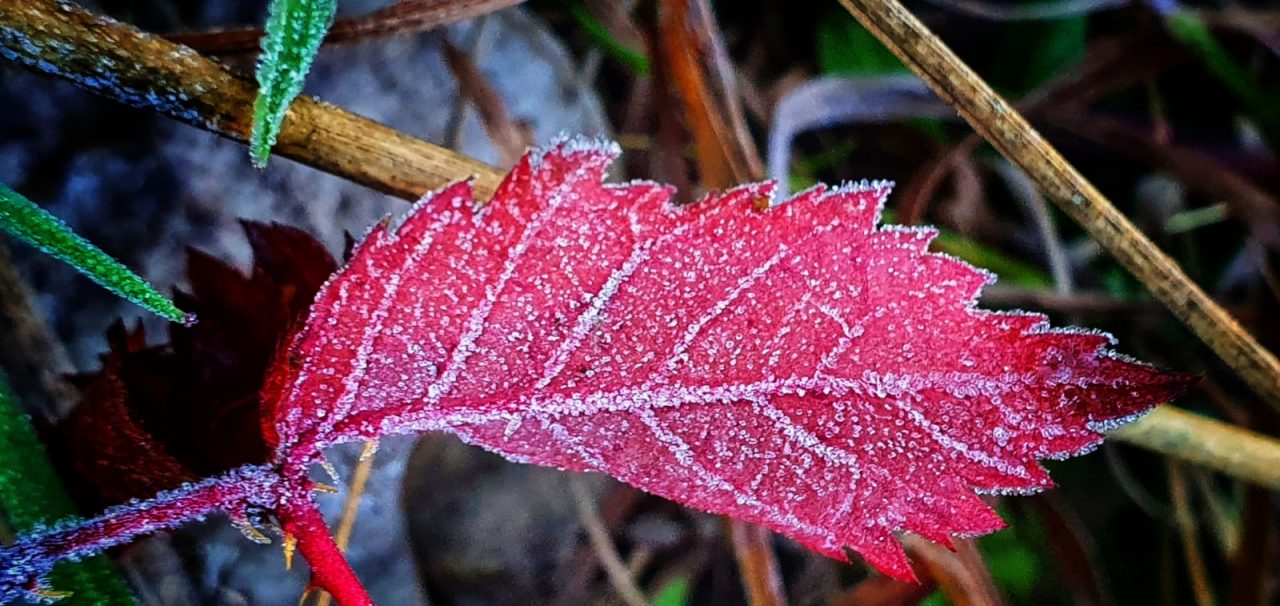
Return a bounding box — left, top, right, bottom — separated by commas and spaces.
0, 0, 502, 202
309, 445, 377, 606
167, 0, 525, 56
902, 535, 1004, 606
568, 476, 648, 606
836, 0, 1280, 412
0, 243, 77, 421
727, 518, 789, 606
1110, 407, 1280, 491
0, 465, 278, 602
1167, 463, 1217, 606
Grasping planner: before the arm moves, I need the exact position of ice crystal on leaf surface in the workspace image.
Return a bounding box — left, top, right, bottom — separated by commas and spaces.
0, 138, 1191, 605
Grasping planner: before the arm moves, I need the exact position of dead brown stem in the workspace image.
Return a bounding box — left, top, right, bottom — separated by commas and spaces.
1111, 407, 1280, 490
1168, 463, 1217, 606
0, 243, 78, 421
569, 477, 648, 606
902, 535, 1004, 606
727, 519, 789, 606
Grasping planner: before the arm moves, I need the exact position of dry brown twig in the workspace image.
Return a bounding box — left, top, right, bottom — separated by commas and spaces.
902, 535, 1004, 606
167, 0, 525, 56
569, 477, 649, 606
0, 0, 500, 201
727, 520, 789, 606
1168, 463, 1217, 606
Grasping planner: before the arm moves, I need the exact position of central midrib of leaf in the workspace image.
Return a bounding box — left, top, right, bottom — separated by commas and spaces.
314, 369, 1041, 487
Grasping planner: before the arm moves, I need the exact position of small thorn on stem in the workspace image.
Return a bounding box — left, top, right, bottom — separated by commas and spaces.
312, 482, 339, 494
31, 587, 73, 602
283, 533, 298, 570
232, 518, 273, 545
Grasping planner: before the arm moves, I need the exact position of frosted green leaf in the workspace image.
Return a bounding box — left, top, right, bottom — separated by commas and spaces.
0, 373, 135, 604
250, 0, 338, 168
0, 183, 190, 324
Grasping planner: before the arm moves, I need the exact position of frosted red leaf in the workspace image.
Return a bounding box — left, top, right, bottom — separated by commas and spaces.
0, 138, 1191, 605
263, 138, 1189, 586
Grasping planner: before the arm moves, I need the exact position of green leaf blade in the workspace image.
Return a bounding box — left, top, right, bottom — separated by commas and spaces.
0, 184, 189, 324
251, 0, 338, 168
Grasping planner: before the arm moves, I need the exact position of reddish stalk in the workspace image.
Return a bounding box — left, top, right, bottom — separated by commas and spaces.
280, 498, 375, 606
0, 465, 277, 601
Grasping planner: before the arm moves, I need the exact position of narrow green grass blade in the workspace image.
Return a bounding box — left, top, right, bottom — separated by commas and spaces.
566, 1, 650, 74
1165, 9, 1280, 147
0, 184, 190, 324
250, 0, 337, 167
0, 373, 135, 604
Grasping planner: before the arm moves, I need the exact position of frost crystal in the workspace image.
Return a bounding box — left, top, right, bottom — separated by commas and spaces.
250, 0, 337, 167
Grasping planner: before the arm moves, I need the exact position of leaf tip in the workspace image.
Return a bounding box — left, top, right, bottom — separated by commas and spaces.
249, 130, 273, 170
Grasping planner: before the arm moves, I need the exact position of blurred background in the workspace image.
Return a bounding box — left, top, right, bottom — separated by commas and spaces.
1, 0, 1278, 604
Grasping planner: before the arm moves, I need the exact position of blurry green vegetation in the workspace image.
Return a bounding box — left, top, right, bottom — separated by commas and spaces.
1164, 9, 1280, 147
0, 373, 133, 604
650, 576, 690, 606
816, 9, 906, 76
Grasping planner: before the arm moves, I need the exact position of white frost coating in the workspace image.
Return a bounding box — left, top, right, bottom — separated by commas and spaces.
542, 418, 610, 469
887, 395, 1032, 479
432, 372, 1037, 426
752, 397, 861, 481
534, 215, 702, 389
635, 409, 836, 547
663, 245, 790, 374
816, 304, 862, 370
257, 139, 1172, 578
314, 207, 454, 445
423, 188, 560, 407
529, 133, 621, 169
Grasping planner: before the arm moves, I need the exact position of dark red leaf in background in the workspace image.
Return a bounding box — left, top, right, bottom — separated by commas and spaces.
55, 222, 336, 507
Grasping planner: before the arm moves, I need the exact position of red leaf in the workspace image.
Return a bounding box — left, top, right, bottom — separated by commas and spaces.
61, 324, 196, 505
263, 138, 1192, 590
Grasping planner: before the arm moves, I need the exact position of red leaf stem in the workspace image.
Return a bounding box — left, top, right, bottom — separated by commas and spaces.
0, 465, 277, 602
